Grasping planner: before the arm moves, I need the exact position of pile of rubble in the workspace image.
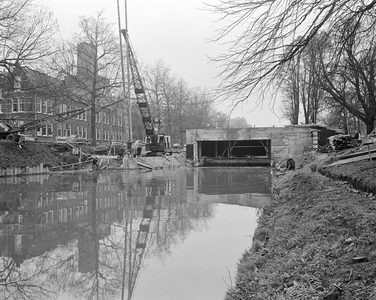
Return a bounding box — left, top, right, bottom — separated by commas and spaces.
328, 134, 360, 151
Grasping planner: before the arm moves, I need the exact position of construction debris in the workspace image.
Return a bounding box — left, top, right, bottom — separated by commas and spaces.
328, 134, 360, 151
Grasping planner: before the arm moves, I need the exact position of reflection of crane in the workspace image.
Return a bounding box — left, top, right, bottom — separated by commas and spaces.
122, 183, 159, 300
128, 202, 154, 298
121, 30, 171, 155
0, 107, 90, 142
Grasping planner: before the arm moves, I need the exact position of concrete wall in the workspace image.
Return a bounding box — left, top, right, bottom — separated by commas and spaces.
185, 126, 318, 165
0, 163, 49, 177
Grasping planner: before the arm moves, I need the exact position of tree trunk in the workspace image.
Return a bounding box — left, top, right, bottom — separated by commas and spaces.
91, 105, 96, 146
366, 118, 375, 134
343, 109, 348, 134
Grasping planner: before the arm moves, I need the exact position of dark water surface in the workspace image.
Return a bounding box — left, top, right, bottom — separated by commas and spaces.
0, 167, 271, 300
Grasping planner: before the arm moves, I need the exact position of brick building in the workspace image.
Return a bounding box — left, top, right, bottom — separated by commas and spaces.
0, 43, 127, 144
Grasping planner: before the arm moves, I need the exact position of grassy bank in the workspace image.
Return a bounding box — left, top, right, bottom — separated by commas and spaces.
226, 164, 376, 300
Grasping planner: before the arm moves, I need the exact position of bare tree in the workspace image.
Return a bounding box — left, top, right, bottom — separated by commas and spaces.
228, 116, 249, 128
281, 35, 327, 125
53, 11, 122, 146
0, 0, 58, 86
172, 78, 192, 144
212, 111, 230, 129
321, 102, 352, 133
317, 16, 376, 133
144, 60, 176, 137
280, 55, 301, 124
186, 88, 218, 129
206, 0, 376, 107
144, 60, 223, 142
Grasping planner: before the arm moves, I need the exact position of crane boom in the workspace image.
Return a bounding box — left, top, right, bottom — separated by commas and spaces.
19, 108, 89, 132
121, 30, 171, 154
0, 107, 90, 142
127, 43, 157, 138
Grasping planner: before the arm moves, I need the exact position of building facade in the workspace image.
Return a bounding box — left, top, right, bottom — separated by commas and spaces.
0, 42, 128, 144
0, 82, 127, 144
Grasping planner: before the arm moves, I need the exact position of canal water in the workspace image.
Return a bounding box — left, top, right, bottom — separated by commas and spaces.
0, 167, 271, 300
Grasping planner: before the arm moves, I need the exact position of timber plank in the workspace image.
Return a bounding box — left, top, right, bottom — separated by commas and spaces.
337, 148, 376, 160
324, 152, 376, 168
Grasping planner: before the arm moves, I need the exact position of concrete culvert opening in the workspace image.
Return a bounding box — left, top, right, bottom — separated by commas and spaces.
200, 139, 271, 167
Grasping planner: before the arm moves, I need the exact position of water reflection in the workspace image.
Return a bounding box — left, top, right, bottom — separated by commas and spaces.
0, 168, 271, 300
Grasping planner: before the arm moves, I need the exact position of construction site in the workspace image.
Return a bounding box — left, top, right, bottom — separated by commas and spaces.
1, 1, 376, 298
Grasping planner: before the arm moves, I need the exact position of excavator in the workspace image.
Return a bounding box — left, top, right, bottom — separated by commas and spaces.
0, 107, 89, 143
122, 30, 171, 155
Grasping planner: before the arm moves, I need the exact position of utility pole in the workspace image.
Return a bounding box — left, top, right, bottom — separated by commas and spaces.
116, 0, 128, 144
117, 0, 133, 148
124, 0, 133, 143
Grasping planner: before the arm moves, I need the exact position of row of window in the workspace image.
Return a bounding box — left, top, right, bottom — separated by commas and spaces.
95, 110, 124, 126
95, 128, 124, 141
58, 206, 89, 223
37, 124, 54, 137
13, 98, 27, 113
36, 99, 54, 115
0, 98, 54, 114
34, 123, 81, 138
58, 103, 87, 121
56, 123, 88, 138
35, 122, 125, 142
0, 99, 125, 126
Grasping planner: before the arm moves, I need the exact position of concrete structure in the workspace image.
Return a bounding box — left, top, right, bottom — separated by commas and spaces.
185, 126, 318, 166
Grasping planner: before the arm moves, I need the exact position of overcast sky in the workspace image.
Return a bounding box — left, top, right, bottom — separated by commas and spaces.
37, 0, 285, 126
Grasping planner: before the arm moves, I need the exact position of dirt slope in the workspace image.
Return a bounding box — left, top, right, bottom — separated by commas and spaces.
0, 141, 188, 170
0, 141, 61, 169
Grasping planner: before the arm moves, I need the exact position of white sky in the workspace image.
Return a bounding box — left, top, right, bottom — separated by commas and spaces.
37, 0, 285, 127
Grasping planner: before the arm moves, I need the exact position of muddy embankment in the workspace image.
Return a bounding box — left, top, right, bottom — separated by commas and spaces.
226, 152, 376, 300
0, 142, 61, 169
0, 141, 187, 171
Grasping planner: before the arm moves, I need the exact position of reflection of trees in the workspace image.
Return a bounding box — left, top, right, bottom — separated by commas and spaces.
146, 181, 214, 264
0, 169, 217, 300
54, 174, 123, 300
1, 173, 123, 300
0, 256, 53, 300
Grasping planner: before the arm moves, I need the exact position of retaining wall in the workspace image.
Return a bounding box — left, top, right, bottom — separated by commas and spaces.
0, 163, 49, 177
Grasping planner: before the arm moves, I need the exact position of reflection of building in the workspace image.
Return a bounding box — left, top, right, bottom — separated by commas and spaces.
186, 168, 271, 208
0, 167, 269, 294
0, 169, 270, 266
0, 171, 188, 266
1, 169, 273, 300
0, 42, 127, 144
0, 174, 120, 266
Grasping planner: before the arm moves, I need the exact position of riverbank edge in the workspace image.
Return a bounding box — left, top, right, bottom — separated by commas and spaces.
225, 160, 376, 300
0, 142, 188, 176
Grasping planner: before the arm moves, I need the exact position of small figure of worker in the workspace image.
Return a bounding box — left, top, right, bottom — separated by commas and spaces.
286, 158, 295, 171
136, 145, 142, 157
92, 156, 99, 170
118, 148, 125, 159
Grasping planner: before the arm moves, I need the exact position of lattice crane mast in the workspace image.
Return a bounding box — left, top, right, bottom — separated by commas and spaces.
121, 30, 171, 154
